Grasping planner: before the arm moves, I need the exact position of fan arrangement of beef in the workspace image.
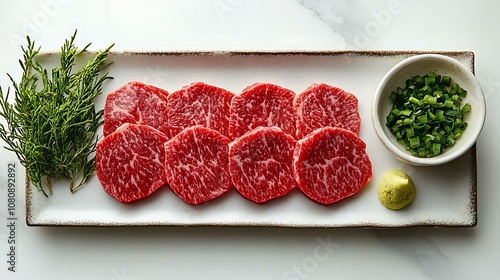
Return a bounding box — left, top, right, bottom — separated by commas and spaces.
96, 81, 372, 205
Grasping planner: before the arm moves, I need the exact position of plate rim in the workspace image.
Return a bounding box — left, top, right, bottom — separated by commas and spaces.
25, 50, 477, 228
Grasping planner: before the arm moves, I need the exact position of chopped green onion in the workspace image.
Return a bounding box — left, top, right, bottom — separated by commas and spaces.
443, 99, 454, 108
436, 110, 444, 121
424, 95, 438, 105
385, 71, 471, 158
461, 103, 471, 116
400, 109, 412, 116
409, 136, 420, 148
450, 83, 459, 95
457, 86, 467, 97
417, 115, 428, 124
432, 143, 441, 156
441, 76, 451, 86
425, 75, 435, 85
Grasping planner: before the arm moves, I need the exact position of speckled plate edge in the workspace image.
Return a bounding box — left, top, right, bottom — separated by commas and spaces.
25, 50, 477, 228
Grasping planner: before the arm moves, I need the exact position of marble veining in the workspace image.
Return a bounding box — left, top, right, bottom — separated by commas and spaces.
296, 0, 410, 49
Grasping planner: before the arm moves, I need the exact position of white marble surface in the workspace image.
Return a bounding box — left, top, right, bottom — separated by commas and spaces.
0, 0, 499, 279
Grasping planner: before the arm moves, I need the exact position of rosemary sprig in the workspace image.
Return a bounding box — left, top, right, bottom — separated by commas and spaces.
0, 31, 114, 196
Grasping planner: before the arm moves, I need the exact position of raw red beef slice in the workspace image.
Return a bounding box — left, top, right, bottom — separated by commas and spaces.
164, 126, 232, 204
229, 126, 297, 204
294, 83, 360, 139
96, 123, 169, 203
229, 83, 296, 139
103, 81, 169, 137
167, 82, 234, 138
293, 126, 372, 205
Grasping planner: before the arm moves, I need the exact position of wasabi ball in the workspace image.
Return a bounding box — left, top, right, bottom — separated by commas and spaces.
378, 169, 416, 210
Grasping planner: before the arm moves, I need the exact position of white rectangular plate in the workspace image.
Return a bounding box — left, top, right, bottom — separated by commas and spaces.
26, 50, 477, 227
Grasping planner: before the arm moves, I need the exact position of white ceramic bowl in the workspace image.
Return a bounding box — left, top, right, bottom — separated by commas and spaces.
372, 54, 486, 166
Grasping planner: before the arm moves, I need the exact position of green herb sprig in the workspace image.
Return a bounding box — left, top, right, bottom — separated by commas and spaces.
0, 31, 114, 196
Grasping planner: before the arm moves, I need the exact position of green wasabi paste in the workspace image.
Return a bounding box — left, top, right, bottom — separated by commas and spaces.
378, 169, 416, 210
